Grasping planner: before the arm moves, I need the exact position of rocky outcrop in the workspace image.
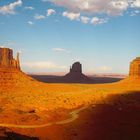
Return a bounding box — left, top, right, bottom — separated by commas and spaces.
0, 48, 20, 70
64, 62, 93, 83
70, 62, 82, 74
129, 57, 140, 77
0, 48, 36, 87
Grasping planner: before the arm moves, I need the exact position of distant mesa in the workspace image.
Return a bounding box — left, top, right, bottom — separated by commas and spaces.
129, 57, 140, 77
63, 62, 93, 83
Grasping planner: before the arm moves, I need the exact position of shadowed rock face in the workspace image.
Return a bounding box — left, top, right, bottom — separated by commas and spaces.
0, 48, 20, 70
129, 57, 140, 77
70, 62, 82, 74
64, 62, 93, 83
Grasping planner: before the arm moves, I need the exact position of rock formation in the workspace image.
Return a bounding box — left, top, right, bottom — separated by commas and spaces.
70, 62, 82, 74
63, 62, 93, 83
0, 48, 20, 70
129, 57, 140, 77
0, 47, 35, 87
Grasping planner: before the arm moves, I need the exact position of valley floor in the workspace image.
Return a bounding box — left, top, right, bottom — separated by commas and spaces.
0, 76, 140, 139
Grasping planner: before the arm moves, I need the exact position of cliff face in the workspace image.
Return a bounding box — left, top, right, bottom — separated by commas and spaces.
0, 48, 20, 70
0, 48, 35, 87
129, 57, 140, 77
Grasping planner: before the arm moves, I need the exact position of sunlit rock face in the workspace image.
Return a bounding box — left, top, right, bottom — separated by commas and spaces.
0, 48, 20, 70
0, 48, 35, 87
129, 57, 140, 77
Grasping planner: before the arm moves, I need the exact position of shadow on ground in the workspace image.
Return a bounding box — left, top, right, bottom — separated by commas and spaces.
0, 128, 39, 140
59, 91, 140, 140
30, 75, 123, 84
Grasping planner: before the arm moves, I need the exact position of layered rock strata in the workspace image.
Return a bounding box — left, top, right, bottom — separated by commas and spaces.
129, 57, 140, 77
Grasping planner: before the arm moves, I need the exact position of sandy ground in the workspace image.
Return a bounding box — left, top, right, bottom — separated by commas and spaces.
0, 72, 140, 139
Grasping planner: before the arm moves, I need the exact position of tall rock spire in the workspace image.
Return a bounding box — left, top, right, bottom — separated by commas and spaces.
0, 48, 13, 67
16, 52, 20, 70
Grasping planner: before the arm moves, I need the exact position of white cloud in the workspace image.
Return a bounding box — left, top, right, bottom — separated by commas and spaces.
25, 6, 34, 10
62, 11, 80, 20
131, 0, 140, 8
80, 16, 90, 24
27, 21, 34, 25
52, 48, 71, 53
49, 0, 140, 16
91, 17, 108, 25
62, 11, 108, 25
22, 61, 67, 70
34, 14, 46, 20
111, 1, 129, 10
47, 9, 56, 16
0, 45, 6, 48
0, 0, 22, 15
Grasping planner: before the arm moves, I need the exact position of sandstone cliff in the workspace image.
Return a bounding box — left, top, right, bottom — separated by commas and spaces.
0, 48, 20, 70
129, 57, 140, 77
0, 48, 36, 87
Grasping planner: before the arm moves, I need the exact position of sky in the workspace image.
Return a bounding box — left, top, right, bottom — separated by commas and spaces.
0, 0, 140, 75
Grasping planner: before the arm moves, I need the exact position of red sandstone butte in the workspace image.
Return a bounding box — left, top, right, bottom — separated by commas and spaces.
0, 48, 20, 70
129, 57, 140, 77
0, 48, 35, 87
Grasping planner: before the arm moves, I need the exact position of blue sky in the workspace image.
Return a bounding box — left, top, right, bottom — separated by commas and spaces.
0, 0, 140, 74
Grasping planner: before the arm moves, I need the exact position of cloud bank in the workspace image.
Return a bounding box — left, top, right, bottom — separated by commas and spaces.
45, 0, 140, 25
49, 0, 140, 16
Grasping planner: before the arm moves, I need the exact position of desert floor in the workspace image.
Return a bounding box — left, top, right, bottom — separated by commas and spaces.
0, 75, 140, 140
